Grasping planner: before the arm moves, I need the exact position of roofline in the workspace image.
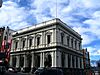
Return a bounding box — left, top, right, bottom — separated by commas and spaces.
12, 18, 81, 39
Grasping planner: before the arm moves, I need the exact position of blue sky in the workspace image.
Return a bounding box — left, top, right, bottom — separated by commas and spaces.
0, 0, 100, 66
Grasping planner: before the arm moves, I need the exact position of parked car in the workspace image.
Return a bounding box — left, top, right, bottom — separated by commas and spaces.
8, 67, 18, 73
34, 67, 63, 75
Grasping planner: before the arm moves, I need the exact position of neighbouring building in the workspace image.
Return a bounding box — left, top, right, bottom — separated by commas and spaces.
0, 27, 14, 63
10, 18, 84, 71
82, 48, 90, 69
82, 48, 91, 75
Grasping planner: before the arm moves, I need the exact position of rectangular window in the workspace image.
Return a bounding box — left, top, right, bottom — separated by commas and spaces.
68, 54, 71, 68
29, 39, 32, 47
67, 36, 69, 46
15, 42, 18, 49
79, 43, 81, 50
71, 38, 73, 48
37, 37, 40, 46
80, 58, 82, 68
75, 41, 77, 49
72, 56, 74, 68
22, 40, 25, 48
61, 33, 64, 44
47, 35, 51, 44
76, 57, 78, 68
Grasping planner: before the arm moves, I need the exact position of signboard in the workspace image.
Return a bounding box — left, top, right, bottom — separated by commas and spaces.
0, 0, 2, 7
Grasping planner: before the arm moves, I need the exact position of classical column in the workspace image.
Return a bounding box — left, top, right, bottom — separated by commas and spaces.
52, 51, 55, 67
31, 52, 35, 68
40, 53, 43, 67
42, 52, 44, 67
74, 56, 76, 68
55, 51, 57, 67
25, 37, 28, 50
18, 38, 21, 50
16, 55, 20, 68
77, 41, 79, 50
81, 57, 84, 69
70, 55, 72, 68
78, 57, 80, 68
23, 54, 28, 68
73, 39, 75, 49
10, 55, 13, 67
65, 54, 68, 68
69, 37, 71, 48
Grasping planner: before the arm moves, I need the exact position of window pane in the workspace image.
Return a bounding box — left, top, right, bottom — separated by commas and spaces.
61, 33, 64, 44
67, 36, 69, 46
47, 35, 51, 44
29, 39, 32, 47
22, 40, 25, 48
37, 37, 40, 46
15, 42, 18, 49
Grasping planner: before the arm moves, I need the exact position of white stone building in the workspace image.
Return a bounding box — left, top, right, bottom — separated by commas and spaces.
10, 18, 83, 70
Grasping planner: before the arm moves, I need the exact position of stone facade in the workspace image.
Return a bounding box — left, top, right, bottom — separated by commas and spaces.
10, 18, 84, 70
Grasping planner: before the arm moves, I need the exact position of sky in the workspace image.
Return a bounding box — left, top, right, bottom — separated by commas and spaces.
0, 0, 100, 66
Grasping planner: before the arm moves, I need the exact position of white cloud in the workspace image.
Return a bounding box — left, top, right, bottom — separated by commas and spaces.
87, 46, 100, 56
0, 1, 30, 30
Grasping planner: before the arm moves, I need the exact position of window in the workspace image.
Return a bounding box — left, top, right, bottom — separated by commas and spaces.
61, 53, 65, 67
29, 39, 32, 47
72, 55, 74, 68
37, 37, 40, 46
12, 56, 16, 67
79, 42, 81, 50
47, 35, 51, 44
15, 41, 18, 49
4, 36, 7, 40
61, 33, 64, 44
71, 38, 73, 48
68, 54, 71, 68
75, 40, 77, 49
76, 57, 78, 68
67, 36, 69, 46
22, 40, 25, 48
80, 58, 82, 68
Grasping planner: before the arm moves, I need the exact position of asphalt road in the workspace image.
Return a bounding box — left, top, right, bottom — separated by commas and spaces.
0, 72, 34, 75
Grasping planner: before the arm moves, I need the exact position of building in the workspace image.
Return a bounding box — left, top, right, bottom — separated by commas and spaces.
10, 18, 84, 71
0, 27, 14, 52
82, 48, 91, 75
0, 27, 14, 64
82, 48, 90, 69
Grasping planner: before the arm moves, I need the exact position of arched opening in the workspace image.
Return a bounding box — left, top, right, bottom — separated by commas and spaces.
35, 54, 40, 68
27, 54, 32, 68
12, 56, 16, 67
44, 54, 52, 67
20, 55, 24, 67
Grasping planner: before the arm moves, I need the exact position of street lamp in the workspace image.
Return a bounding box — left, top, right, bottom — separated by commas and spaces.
0, 0, 2, 8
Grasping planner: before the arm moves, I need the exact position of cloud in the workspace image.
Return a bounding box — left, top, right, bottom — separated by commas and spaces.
0, 1, 31, 30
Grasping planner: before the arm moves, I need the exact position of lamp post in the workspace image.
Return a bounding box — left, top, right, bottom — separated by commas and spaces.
0, 0, 2, 8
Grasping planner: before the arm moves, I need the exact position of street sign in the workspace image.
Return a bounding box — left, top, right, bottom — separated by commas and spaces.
0, 0, 2, 8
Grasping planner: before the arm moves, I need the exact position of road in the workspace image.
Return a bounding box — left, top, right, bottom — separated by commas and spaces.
0, 72, 34, 75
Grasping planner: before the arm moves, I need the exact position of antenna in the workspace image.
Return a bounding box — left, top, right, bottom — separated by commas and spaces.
56, 0, 57, 18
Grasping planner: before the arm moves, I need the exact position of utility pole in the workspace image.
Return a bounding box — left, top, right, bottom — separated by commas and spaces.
0, 0, 2, 8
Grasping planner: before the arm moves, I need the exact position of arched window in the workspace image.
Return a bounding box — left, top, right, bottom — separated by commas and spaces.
44, 54, 52, 67
36, 34, 41, 46
27, 53, 32, 68
12, 56, 16, 67
19, 55, 24, 67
